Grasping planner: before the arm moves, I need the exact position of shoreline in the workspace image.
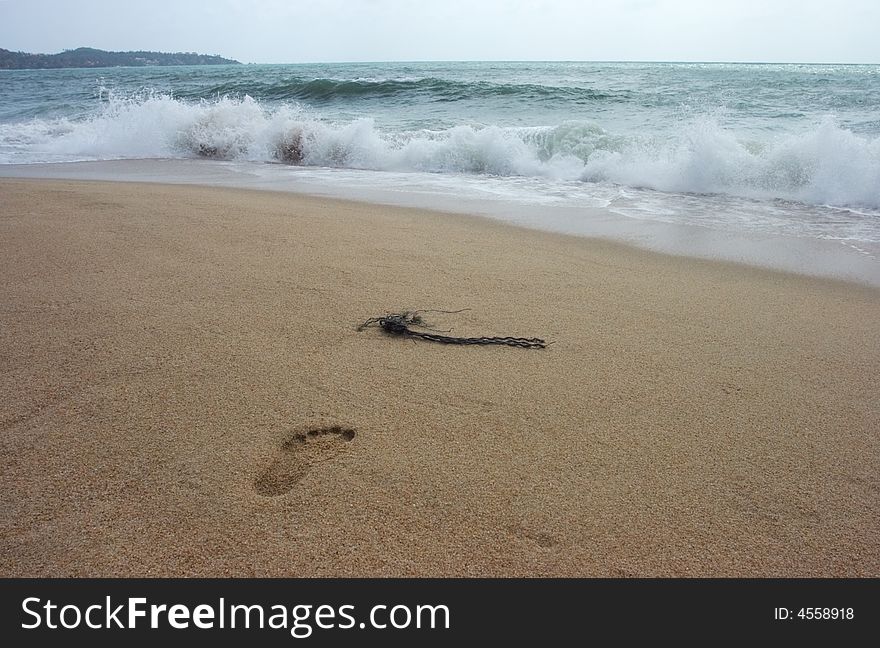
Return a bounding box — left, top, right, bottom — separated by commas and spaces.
2, 159, 879, 289
1, 178, 878, 577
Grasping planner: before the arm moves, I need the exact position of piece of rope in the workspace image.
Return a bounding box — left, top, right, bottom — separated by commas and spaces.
357, 311, 548, 349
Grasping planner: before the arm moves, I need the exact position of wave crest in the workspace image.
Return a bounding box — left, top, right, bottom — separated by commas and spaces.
2, 92, 878, 210
174, 76, 624, 104
578, 116, 880, 208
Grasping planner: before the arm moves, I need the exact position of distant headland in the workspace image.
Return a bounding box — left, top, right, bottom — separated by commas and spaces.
0, 47, 241, 69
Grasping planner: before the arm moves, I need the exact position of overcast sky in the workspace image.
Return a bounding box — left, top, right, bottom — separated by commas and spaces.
1, 0, 878, 64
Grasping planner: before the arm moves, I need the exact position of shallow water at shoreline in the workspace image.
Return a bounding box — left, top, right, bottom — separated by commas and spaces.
3, 158, 878, 287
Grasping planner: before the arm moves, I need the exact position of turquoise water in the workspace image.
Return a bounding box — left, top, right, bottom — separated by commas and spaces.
2, 61, 879, 133
1, 61, 879, 246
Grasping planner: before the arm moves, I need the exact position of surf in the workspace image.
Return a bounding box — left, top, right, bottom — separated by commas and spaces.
3, 90, 878, 213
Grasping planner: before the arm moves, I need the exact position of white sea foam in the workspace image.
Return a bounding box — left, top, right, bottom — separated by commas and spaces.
1, 92, 878, 212
579, 116, 880, 210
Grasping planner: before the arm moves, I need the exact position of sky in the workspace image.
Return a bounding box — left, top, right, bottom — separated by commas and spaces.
1, 0, 878, 64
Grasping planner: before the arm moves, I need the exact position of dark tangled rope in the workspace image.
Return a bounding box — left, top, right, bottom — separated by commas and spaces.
357, 310, 548, 349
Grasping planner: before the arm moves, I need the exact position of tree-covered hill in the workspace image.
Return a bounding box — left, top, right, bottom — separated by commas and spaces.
0, 47, 241, 69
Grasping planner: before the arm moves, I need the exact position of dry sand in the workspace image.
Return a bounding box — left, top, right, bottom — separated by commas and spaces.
1, 178, 878, 577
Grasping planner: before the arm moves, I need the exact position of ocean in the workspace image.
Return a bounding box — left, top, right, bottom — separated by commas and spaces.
1, 61, 879, 283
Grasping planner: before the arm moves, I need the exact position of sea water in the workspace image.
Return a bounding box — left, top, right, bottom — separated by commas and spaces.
1, 61, 878, 283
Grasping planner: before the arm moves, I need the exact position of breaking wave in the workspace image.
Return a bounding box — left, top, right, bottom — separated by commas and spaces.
2, 92, 878, 210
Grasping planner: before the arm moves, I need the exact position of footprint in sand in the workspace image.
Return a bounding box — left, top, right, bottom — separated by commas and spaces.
507, 524, 558, 549
254, 425, 356, 496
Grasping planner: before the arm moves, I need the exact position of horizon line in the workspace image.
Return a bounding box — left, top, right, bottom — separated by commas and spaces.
3, 46, 878, 67
239, 58, 879, 66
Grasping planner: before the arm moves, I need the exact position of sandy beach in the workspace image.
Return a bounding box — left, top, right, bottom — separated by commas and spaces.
1, 178, 878, 577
